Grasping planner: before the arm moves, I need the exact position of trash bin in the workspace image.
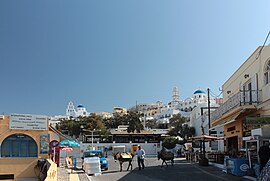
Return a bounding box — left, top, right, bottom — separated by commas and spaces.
226, 158, 249, 176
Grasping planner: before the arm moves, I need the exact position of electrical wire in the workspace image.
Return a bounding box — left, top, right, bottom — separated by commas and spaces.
210, 89, 222, 98
256, 30, 270, 60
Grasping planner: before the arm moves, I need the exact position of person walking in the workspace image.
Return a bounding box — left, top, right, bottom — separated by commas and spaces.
136, 145, 145, 170
258, 142, 270, 172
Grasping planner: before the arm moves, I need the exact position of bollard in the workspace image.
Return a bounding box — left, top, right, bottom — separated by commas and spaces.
73, 157, 77, 170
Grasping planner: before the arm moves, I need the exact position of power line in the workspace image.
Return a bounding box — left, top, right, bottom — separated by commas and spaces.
210, 89, 222, 98
256, 30, 270, 60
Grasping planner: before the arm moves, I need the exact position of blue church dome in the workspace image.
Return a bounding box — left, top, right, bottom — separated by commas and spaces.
194, 90, 206, 94
77, 105, 84, 108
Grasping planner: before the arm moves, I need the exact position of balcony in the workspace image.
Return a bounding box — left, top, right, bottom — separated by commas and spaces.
211, 90, 261, 122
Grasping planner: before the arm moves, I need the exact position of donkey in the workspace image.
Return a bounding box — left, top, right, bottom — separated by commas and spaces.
157, 149, 174, 167
113, 152, 133, 172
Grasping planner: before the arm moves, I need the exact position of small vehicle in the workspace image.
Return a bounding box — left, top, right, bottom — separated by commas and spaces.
82, 150, 108, 170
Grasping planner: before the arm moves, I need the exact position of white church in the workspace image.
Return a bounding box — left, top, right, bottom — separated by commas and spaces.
66, 101, 90, 118
155, 87, 221, 127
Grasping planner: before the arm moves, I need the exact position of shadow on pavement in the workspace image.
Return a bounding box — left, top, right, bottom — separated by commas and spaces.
116, 159, 251, 181
102, 170, 122, 174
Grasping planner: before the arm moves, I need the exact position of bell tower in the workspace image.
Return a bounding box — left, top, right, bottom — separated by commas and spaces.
172, 86, 180, 107
66, 101, 76, 117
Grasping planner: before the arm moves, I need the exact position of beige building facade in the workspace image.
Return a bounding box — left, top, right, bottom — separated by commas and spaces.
0, 114, 58, 180
211, 45, 270, 152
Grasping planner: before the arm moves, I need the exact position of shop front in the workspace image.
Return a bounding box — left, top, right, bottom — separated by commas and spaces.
242, 125, 270, 167
224, 119, 243, 153
0, 114, 57, 180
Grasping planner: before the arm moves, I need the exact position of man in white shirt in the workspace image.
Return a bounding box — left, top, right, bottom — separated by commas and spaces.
136, 145, 145, 170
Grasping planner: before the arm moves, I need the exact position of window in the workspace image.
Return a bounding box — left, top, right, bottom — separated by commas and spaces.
264, 59, 270, 85
1, 134, 37, 158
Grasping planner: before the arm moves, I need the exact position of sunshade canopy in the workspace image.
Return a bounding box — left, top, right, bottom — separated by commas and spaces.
60, 140, 80, 147
191, 135, 224, 142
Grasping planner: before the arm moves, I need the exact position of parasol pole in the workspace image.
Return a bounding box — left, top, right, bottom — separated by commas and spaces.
202, 138, 206, 157
53, 148, 56, 162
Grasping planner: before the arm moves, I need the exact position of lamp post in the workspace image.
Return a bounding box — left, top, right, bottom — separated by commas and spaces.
80, 125, 84, 142
91, 129, 95, 149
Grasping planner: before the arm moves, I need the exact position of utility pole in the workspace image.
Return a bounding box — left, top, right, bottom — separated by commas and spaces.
207, 88, 211, 134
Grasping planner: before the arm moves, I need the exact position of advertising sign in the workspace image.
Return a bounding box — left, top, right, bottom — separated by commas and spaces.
40, 134, 50, 154
10, 114, 48, 130
245, 117, 270, 125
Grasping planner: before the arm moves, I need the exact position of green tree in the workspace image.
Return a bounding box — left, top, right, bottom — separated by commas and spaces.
57, 114, 107, 138
145, 119, 157, 129
106, 113, 127, 129
127, 111, 143, 133
167, 114, 195, 142
169, 114, 187, 128
162, 137, 177, 149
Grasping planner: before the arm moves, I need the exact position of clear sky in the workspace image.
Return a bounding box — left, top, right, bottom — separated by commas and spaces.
0, 1, 269, 116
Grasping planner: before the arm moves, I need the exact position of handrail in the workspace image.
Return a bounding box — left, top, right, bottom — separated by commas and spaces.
211, 90, 261, 122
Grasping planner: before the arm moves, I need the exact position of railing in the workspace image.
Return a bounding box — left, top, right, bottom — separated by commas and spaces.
240, 90, 261, 105
211, 90, 261, 122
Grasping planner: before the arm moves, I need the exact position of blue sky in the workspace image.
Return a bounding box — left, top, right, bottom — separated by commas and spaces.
0, 1, 269, 116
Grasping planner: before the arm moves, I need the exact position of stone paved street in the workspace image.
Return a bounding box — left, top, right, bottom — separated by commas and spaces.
55, 156, 257, 181
57, 167, 70, 181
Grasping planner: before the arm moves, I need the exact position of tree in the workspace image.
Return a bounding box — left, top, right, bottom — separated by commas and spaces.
162, 137, 177, 149
167, 114, 195, 143
58, 118, 81, 137
57, 113, 107, 138
169, 114, 187, 129
105, 111, 144, 133
145, 119, 157, 129
106, 113, 127, 129
127, 111, 143, 133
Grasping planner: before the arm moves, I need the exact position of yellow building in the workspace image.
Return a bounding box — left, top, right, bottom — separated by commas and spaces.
113, 107, 127, 115
0, 114, 58, 181
211, 45, 270, 152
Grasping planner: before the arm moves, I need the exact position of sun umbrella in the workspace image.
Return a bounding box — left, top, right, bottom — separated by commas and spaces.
191, 135, 224, 158
61, 146, 73, 151
61, 146, 73, 158
60, 140, 80, 147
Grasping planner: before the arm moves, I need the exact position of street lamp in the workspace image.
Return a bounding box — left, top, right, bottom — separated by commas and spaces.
91, 129, 95, 149
80, 125, 84, 142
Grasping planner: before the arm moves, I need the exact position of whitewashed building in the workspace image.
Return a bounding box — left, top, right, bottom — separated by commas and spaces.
66, 101, 90, 117
129, 101, 164, 120
155, 87, 222, 126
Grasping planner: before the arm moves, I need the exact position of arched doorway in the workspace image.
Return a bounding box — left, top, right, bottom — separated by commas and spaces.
1, 134, 38, 157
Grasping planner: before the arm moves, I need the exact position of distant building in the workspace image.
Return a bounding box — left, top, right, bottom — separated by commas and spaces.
155, 87, 222, 127
113, 107, 127, 115
175, 89, 214, 112
129, 101, 164, 120
93, 112, 113, 119
66, 101, 90, 117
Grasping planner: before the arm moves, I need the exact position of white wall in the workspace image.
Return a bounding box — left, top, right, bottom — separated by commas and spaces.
78, 142, 163, 157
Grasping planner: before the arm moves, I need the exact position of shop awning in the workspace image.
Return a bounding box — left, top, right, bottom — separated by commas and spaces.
215, 112, 242, 127
191, 135, 224, 142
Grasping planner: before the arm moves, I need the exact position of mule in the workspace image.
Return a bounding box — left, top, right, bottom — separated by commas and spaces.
113, 152, 133, 172
157, 150, 174, 167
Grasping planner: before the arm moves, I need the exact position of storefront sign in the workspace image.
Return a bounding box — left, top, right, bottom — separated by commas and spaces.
51, 140, 59, 147
245, 117, 270, 125
10, 114, 48, 130
40, 134, 50, 154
